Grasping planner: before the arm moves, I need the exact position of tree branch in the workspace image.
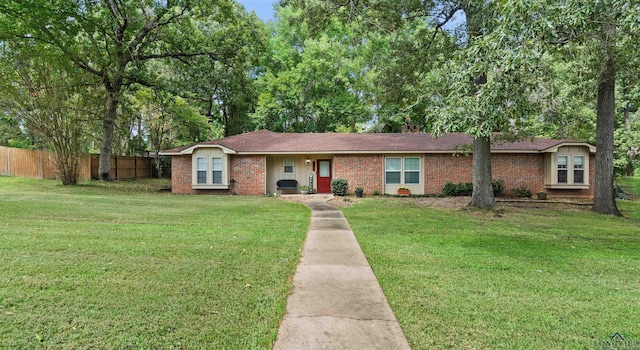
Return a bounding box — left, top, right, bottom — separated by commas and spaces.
136, 51, 222, 61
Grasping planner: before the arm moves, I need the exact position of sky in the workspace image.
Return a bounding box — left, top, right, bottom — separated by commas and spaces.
237, 0, 278, 22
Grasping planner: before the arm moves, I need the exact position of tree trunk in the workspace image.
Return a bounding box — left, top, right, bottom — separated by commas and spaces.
469, 136, 495, 209
592, 23, 621, 216
98, 89, 120, 181
463, 5, 494, 210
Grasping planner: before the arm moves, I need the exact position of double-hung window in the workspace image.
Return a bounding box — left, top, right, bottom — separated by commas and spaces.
573, 156, 584, 184
212, 157, 223, 184
404, 158, 420, 184
557, 156, 568, 183
284, 158, 294, 174
196, 157, 207, 184
192, 149, 227, 188
554, 154, 587, 185
385, 157, 421, 185
385, 158, 402, 184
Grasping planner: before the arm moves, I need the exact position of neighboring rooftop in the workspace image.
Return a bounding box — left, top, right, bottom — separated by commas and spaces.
161, 130, 595, 155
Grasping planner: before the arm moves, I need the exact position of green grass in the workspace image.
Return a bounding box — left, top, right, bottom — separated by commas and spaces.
343, 184, 640, 349
619, 176, 640, 219
0, 177, 309, 349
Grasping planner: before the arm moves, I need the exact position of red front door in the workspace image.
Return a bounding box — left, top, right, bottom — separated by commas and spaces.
316, 160, 332, 193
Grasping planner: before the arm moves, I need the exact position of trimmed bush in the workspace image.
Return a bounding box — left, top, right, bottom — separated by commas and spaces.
492, 179, 505, 194
331, 178, 349, 196
513, 185, 533, 198
443, 182, 473, 196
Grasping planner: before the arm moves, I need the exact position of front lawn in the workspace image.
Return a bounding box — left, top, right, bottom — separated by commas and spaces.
343, 184, 640, 349
0, 177, 309, 349
619, 176, 640, 219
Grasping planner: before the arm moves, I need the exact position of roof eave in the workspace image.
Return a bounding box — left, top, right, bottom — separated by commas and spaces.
177, 144, 238, 155
542, 142, 596, 154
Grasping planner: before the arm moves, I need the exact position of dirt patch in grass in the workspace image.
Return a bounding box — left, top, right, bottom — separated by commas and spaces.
405, 196, 471, 209
284, 193, 594, 213
327, 196, 357, 208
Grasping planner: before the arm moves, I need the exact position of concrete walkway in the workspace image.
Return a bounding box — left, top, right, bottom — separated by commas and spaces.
273, 195, 411, 350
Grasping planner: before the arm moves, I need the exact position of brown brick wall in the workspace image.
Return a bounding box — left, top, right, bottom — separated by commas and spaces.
171, 152, 594, 198
230, 155, 266, 195
332, 153, 543, 195
171, 155, 196, 194
492, 153, 546, 195
170, 155, 266, 195
424, 154, 474, 193
424, 153, 593, 197
334, 154, 383, 194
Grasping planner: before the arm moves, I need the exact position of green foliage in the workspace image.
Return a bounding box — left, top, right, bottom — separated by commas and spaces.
0, 43, 100, 184
492, 179, 505, 194
0, 0, 263, 179
331, 178, 349, 196
614, 121, 640, 176
253, 6, 370, 132
512, 185, 533, 198
442, 182, 473, 197
0, 114, 32, 149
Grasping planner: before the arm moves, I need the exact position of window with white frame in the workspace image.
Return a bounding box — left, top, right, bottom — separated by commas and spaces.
385, 158, 402, 184
212, 157, 223, 184
283, 158, 294, 174
573, 155, 584, 183
404, 158, 420, 184
192, 148, 228, 188
554, 154, 587, 185
557, 155, 568, 183
196, 157, 207, 184
385, 157, 421, 185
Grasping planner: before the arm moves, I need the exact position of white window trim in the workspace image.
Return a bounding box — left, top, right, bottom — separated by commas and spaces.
557, 155, 568, 184
283, 158, 294, 174
192, 150, 229, 189
403, 157, 421, 185
572, 155, 585, 184
212, 157, 223, 184
196, 157, 207, 184
385, 157, 421, 185
546, 153, 589, 189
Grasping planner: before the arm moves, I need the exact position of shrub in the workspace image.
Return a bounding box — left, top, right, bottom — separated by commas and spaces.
443, 182, 473, 196
513, 185, 533, 198
443, 182, 456, 196
492, 179, 505, 193
331, 178, 349, 196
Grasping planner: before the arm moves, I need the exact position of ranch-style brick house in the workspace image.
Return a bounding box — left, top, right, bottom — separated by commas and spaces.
160, 129, 596, 198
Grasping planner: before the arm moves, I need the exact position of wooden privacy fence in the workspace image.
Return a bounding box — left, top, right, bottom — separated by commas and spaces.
0, 146, 92, 182
90, 154, 152, 180
0, 146, 153, 181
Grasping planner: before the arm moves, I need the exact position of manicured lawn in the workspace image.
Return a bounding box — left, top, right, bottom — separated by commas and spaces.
0, 177, 309, 349
619, 176, 640, 219
343, 184, 640, 349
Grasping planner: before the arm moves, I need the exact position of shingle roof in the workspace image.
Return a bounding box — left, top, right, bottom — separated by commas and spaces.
161, 130, 594, 155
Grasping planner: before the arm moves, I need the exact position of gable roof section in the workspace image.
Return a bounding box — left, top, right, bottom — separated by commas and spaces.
160, 130, 595, 155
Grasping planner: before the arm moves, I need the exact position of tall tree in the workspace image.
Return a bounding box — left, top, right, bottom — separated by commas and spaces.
253, 5, 371, 132
0, 43, 100, 184
544, 0, 640, 215
292, 0, 547, 209
0, 0, 250, 180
